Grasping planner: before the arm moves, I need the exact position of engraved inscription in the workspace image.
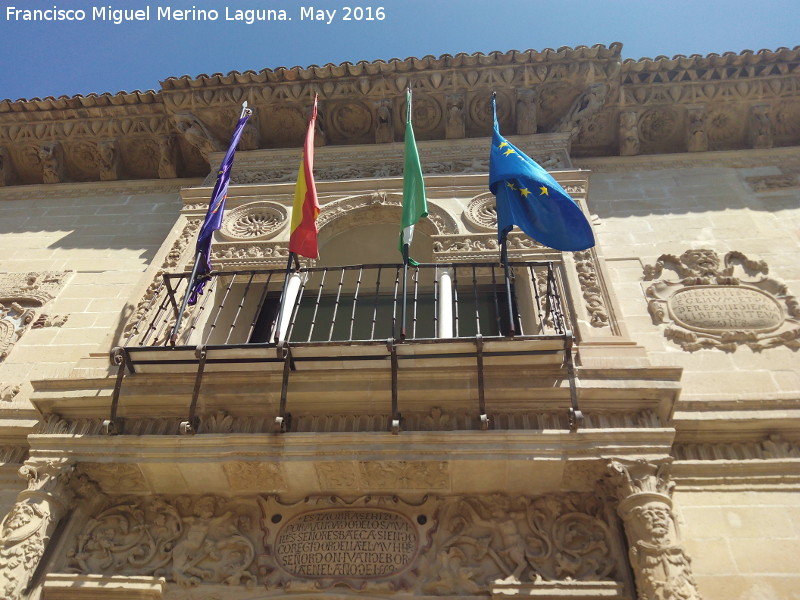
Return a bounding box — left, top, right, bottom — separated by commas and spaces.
275, 510, 417, 578
668, 286, 783, 332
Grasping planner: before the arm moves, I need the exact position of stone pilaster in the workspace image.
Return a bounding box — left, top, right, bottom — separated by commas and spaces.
607, 459, 701, 600
0, 458, 76, 598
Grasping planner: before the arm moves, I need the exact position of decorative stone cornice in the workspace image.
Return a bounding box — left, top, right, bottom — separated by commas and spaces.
1, 44, 798, 186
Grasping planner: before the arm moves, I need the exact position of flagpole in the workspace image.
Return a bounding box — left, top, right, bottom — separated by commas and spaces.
501, 238, 516, 337
168, 101, 251, 346
400, 243, 409, 341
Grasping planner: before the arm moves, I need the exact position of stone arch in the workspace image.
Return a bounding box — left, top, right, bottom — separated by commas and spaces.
316, 192, 459, 245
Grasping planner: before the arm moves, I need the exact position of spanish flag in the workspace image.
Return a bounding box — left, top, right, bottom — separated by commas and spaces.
289, 96, 320, 259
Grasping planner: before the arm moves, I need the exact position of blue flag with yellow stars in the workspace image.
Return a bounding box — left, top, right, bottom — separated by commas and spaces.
489, 94, 594, 252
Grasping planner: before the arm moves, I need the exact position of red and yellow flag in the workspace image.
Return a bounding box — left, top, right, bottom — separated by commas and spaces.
289, 96, 320, 259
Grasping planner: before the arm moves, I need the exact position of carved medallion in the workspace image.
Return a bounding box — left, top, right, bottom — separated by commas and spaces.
330, 102, 373, 138
402, 94, 441, 134
220, 201, 288, 241
464, 194, 498, 231
644, 249, 800, 351
639, 108, 678, 143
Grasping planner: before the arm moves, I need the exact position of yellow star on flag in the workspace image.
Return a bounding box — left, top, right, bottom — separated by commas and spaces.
506, 181, 517, 190
520, 187, 531, 197
539, 186, 549, 196
498, 141, 509, 149
504, 148, 516, 157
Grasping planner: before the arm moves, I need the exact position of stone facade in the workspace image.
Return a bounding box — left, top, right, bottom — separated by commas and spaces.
0, 44, 798, 600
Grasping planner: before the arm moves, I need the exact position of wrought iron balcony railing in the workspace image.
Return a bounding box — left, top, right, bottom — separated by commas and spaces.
106, 261, 580, 435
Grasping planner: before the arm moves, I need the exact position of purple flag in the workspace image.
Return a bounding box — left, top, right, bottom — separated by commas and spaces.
188, 114, 251, 304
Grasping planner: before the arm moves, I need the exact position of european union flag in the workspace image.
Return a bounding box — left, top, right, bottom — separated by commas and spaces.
188, 113, 251, 304
489, 95, 594, 252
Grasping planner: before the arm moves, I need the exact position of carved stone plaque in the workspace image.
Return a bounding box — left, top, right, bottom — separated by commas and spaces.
668, 285, 783, 333
644, 249, 800, 351
275, 509, 417, 578
259, 495, 436, 590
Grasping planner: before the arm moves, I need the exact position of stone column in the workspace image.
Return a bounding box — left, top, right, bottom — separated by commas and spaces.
607, 459, 702, 600
0, 458, 77, 599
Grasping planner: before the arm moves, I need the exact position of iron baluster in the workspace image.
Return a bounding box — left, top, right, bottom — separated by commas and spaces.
472, 264, 481, 336
246, 271, 274, 341
349, 266, 363, 341
224, 272, 255, 344
307, 268, 328, 342
327, 267, 346, 342
202, 273, 237, 347
370, 266, 382, 340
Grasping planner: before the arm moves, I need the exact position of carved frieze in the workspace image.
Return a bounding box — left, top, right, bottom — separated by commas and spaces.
77, 463, 148, 494
644, 249, 800, 351
358, 461, 449, 490
224, 462, 287, 492
674, 434, 800, 460
464, 193, 498, 232
0, 271, 71, 305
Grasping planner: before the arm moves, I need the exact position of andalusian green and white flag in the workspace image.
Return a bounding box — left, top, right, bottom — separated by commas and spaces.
399, 88, 428, 265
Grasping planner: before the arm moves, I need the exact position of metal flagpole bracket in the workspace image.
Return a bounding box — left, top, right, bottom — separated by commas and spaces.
103, 347, 132, 435
275, 342, 293, 433
180, 345, 208, 435
475, 334, 490, 430
563, 330, 584, 431
387, 338, 401, 434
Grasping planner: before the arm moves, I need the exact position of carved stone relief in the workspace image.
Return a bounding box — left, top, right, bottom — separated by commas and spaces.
748, 104, 773, 149
0, 458, 86, 598
644, 249, 800, 351
464, 193, 498, 232
329, 102, 373, 139
619, 110, 640, 156
172, 113, 222, 165
223, 462, 287, 492
76, 463, 148, 494
219, 201, 287, 241
745, 172, 799, 192
0, 383, 21, 403
607, 460, 701, 600
445, 94, 466, 139
68, 495, 260, 588
639, 108, 678, 145
674, 434, 800, 460
573, 250, 611, 328
515, 88, 538, 135
0, 271, 71, 362
685, 106, 709, 152
554, 83, 609, 140
358, 461, 449, 490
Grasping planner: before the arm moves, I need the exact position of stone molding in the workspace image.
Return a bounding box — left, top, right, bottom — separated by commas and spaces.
34, 408, 663, 437
643, 249, 800, 351
218, 201, 288, 241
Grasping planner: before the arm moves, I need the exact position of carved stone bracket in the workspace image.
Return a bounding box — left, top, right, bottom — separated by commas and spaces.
607, 459, 701, 600
643, 249, 800, 351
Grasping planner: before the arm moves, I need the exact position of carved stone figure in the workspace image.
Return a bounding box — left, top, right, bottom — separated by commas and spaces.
555, 83, 608, 139
748, 104, 773, 149
607, 460, 701, 600
307, 102, 327, 147
156, 136, 178, 179
446, 94, 466, 139
172, 113, 222, 164
686, 107, 708, 152
515, 89, 538, 135
38, 142, 64, 184
0, 146, 9, 186
375, 100, 394, 143
97, 140, 120, 180
0, 459, 78, 598
619, 111, 640, 156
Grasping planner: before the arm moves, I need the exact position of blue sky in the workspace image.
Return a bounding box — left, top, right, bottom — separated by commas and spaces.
1, 0, 797, 101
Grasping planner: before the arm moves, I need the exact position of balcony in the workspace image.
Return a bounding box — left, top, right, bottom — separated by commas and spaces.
108, 259, 582, 434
